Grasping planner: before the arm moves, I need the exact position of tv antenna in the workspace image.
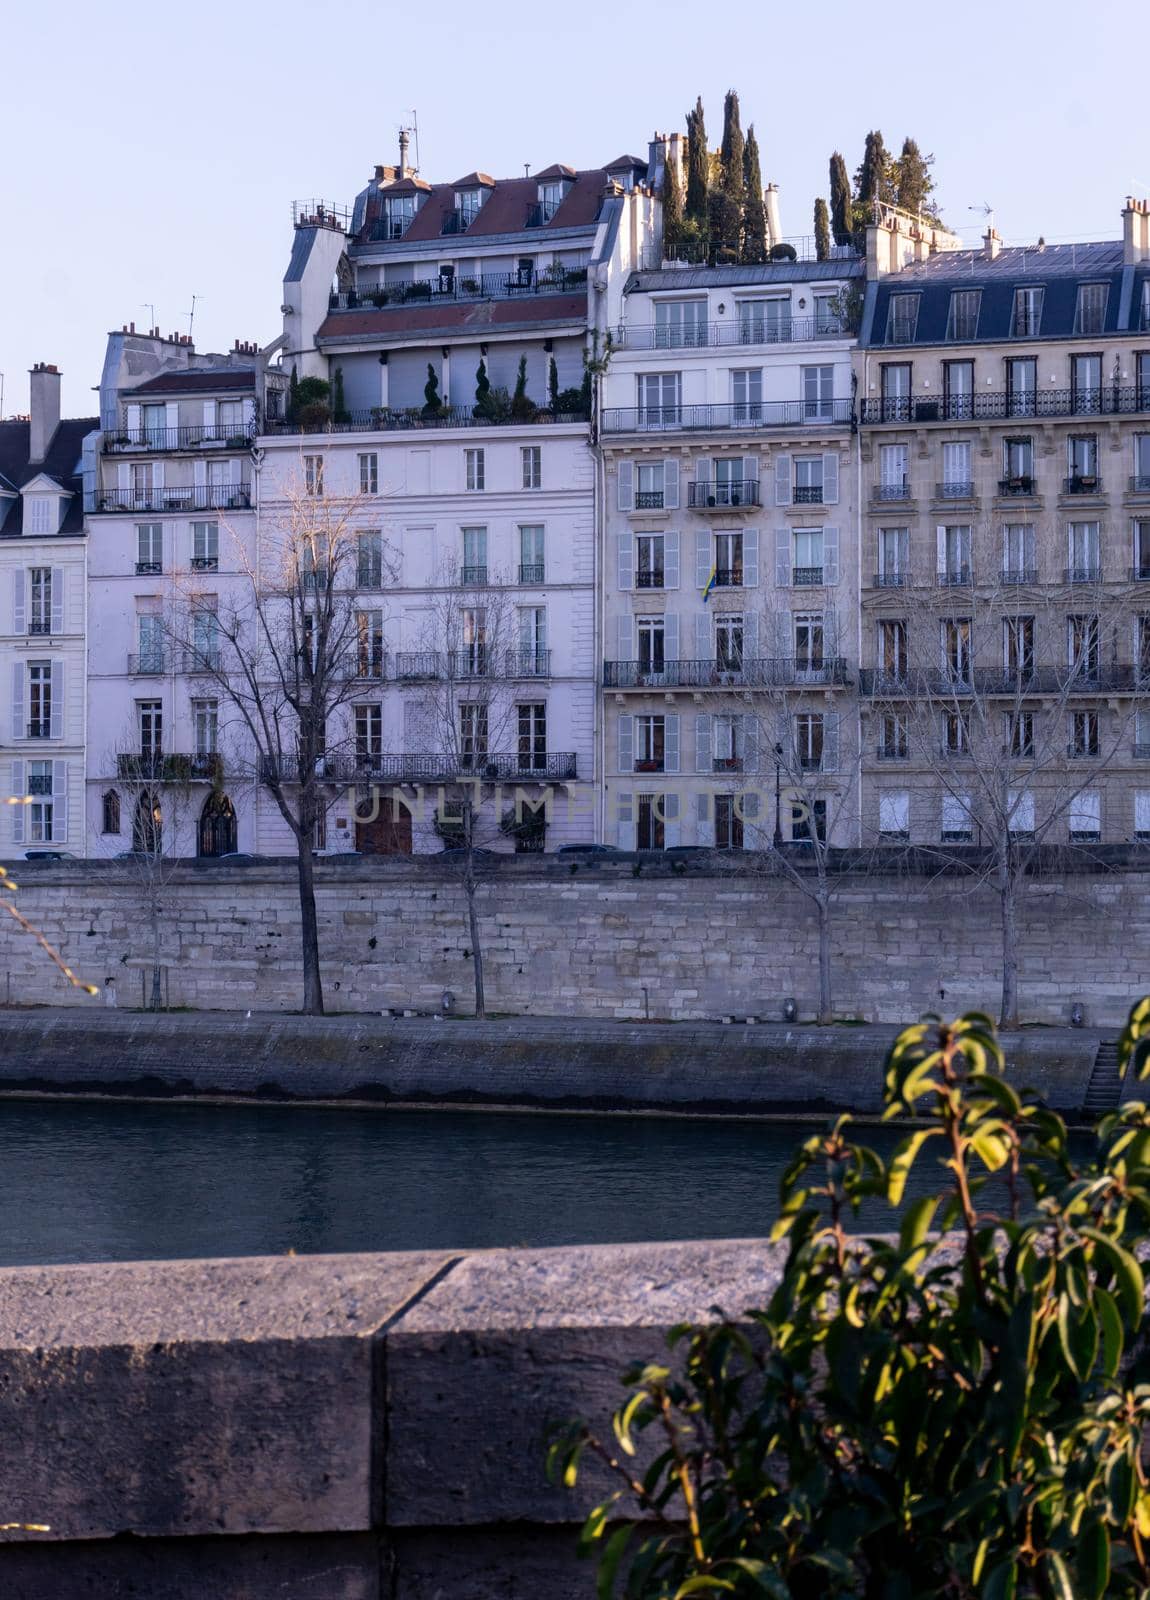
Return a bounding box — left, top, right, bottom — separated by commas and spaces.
400, 109, 420, 173
187, 293, 200, 342
141, 303, 156, 331
968, 202, 996, 232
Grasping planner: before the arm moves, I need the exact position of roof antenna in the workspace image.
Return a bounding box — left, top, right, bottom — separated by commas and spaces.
187, 294, 200, 343
968, 202, 995, 232
141, 304, 156, 333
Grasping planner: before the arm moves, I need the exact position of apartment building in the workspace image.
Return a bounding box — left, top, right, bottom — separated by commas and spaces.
598, 252, 864, 849
1, 365, 93, 855
260, 136, 662, 853
856, 200, 1150, 847
85, 328, 284, 858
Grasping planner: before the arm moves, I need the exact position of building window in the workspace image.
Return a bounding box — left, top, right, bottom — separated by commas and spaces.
636, 533, 664, 589
1074, 284, 1109, 336
138, 700, 162, 755
794, 612, 825, 674
459, 606, 487, 674
654, 299, 707, 348
459, 702, 488, 766
136, 523, 163, 575
940, 440, 972, 493
461, 526, 487, 585
1070, 710, 1100, 759
942, 793, 973, 842
1068, 523, 1101, 583
355, 704, 383, 760
635, 715, 666, 772
941, 618, 972, 682
1003, 437, 1033, 488
1008, 790, 1035, 837
732, 369, 763, 422
1006, 711, 1035, 759
878, 526, 908, 584
1136, 792, 1150, 839
636, 793, 665, 850
1071, 354, 1103, 411
886, 294, 921, 344
356, 610, 385, 678
637, 372, 681, 425
304, 455, 324, 496
1134, 436, 1150, 493
1136, 519, 1150, 580
27, 496, 54, 534
739, 296, 790, 343
191, 521, 219, 571
1068, 435, 1099, 487
1012, 286, 1044, 338
879, 365, 912, 422
465, 448, 485, 491
27, 662, 51, 738
793, 456, 824, 505
793, 798, 827, 844
517, 702, 547, 773
27, 761, 53, 842
191, 607, 219, 670
1069, 790, 1101, 842
517, 605, 547, 674
714, 794, 744, 850
383, 195, 416, 237
938, 525, 971, 584
714, 613, 743, 670
945, 290, 981, 341
635, 462, 665, 509
1003, 524, 1035, 582
357, 530, 383, 587
879, 791, 910, 840
879, 618, 908, 680
794, 712, 824, 770
879, 712, 908, 759
1007, 358, 1037, 416
943, 708, 970, 754
801, 365, 834, 422
358, 453, 379, 495
519, 525, 545, 584
192, 699, 218, 756
714, 531, 744, 586
136, 614, 165, 673
1004, 614, 1035, 677
521, 446, 542, 490
101, 789, 121, 834
637, 617, 665, 674
28, 568, 52, 634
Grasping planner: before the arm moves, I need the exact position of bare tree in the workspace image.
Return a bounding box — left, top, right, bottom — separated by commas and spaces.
164, 481, 394, 1014
410, 569, 532, 1018
866, 562, 1147, 1025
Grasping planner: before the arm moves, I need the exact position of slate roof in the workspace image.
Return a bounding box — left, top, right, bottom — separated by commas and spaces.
125, 369, 256, 395
316, 293, 587, 345
0, 417, 96, 536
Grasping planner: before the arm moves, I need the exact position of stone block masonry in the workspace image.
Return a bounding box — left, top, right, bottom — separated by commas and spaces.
0, 852, 1148, 1025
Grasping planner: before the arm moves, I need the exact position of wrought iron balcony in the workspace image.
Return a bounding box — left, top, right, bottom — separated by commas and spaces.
135, 561, 162, 575
25, 720, 51, 739
347, 652, 387, 681
634, 490, 664, 509
518, 563, 545, 584
871, 571, 908, 588
687, 480, 760, 509
459, 565, 488, 587
713, 567, 743, 588
859, 665, 1143, 697
861, 388, 1150, 424
26, 773, 53, 795
635, 569, 665, 589
792, 566, 825, 587
1067, 741, 1101, 759
116, 752, 223, 782
1063, 476, 1103, 495
326, 266, 587, 312
936, 568, 973, 587
614, 316, 852, 351
1064, 566, 1103, 584
603, 657, 851, 689
390, 650, 549, 681
27, 620, 52, 635
1002, 568, 1038, 585
96, 485, 252, 514
792, 485, 824, 505
872, 483, 911, 501
504, 649, 551, 678
876, 746, 910, 761
937, 481, 974, 499
1131, 475, 1150, 494
524, 200, 561, 227
998, 478, 1036, 497
103, 425, 255, 455
260, 751, 577, 785
602, 399, 853, 434
190, 555, 219, 572
128, 653, 167, 675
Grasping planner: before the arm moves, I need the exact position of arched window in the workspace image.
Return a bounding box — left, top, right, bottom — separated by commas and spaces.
101, 790, 121, 834
198, 792, 237, 858
133, 792, 162, 855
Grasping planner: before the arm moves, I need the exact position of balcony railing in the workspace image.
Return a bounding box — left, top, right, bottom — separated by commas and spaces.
713, 567, 743, 588
876, 747, 910, 761
687, 481, 761, 509
347, 653, 387, 681
1002, 568, 1038, 585
96, 485, 252, 514
116, 752, 223, 782
260, 751, 578, 785
603, 657, 851, 689
1064, 566, 1103, 584
390, 650, 550, 681
936, 568, 973, 587
872, 483, 911, 501
135, 560, 162, 575
25, 720, 51, 739
27, 773, 53, 795
634, 490, 665, 509
1067, 742, 1101, 760
859, 666, 1144, 697
792, 485, 824, 505
328, 266, 587, 312
1063, 476, 1103, 495
525, 200, 562, 227
937, 481, 974, 499
191, 555, 219, 572
997, 478, 1036, 497
518, 563, 545, 584
792, 566, 825, 587
1131, 476, 1150, 494
505, 649, 552, 678
871, 571, 908, 588
263, 405, 588, 437
128, 653, 167, 675
635, 569, 665, 589
459, 565, 488, 587
602, 399, 853, 434
614, 316, 851, 351
27, 620, 52, 635
103, 425, 255, 455
861, 388, 1150, 424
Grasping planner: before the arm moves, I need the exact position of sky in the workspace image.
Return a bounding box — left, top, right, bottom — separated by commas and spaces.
2, 0, 1145, 418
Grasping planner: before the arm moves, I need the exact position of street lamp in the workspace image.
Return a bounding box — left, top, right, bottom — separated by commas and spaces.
773, 742, 784, 846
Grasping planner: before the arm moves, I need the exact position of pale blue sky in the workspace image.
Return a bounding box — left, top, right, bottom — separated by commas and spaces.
3, 0, 1144, 417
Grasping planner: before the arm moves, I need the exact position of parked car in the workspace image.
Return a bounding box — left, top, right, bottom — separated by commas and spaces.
557, 843, 621, 855
22, 850, 74, 862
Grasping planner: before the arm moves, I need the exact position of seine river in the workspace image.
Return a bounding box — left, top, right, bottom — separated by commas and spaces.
0, 1097, 924, 1267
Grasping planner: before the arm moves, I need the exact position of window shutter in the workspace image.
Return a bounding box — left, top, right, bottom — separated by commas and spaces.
775, 528, 791, 587
51, 760, 68, 842
194, 458, 207, 491
617, 792, 636, 851
50, 568, 64, 632
125, 403, 142, 440
202, 399, 218, 438
50, 661, 63, 740
616, 613, 635, 661
617, 714, 634, 772
694, 612, 710, 658
742, 456, 758, 502
153, 459, 165, 491
696, 791, 714, 846
744, 609, 759, 661
823, 527, 839, 586
617, 460, 634, 511
822, 713, 840, 773
774, 453, 793, 506
12, 570, 25, 633
936, 526, 947, 576
164, 402, 179, 445
695, 528, 711, 589
664, 612, 679, 661
664, 712, 680, 773
664, 529, 680, 589
663, 791, 681, 848
743, 528, 759, 587
11, 662, 24, 740
695, 713, 712, 773
822, 452, 840, 506
742, 715, 760, 774
825, 605, 839, 658
117, 462, 130, 493
228, 456, 241, 486
10, 761, 24, 845
1025, 526, 1036, 570
243, 397, 257, 431
617, 529, 633, 591
695, 458, 712, 494
664, 459, 680, 510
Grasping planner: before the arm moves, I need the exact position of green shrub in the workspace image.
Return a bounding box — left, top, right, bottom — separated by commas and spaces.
552, 999, 1150, 1598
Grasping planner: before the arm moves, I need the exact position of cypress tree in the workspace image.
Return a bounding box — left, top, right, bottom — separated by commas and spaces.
742, 125, 767, 265
548, 356, 560, 410
893, 136, 938, 220
685, 96, 709, 228
332, 365, 348, 424
288, 363, 300, 423
814, 197, 831, 262
422, 362, 444, 418
855, 130, 893, 226
715, 89, 745, 257
829, 152, 852, 247
661, 142, 685, 253
511, 355, 535, 421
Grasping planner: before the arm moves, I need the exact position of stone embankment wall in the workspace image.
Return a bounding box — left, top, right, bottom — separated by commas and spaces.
1, 852, 1148, 1024
0, 1241, 782, 1597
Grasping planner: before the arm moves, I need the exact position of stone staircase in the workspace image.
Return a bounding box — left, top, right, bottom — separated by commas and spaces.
1081, 1040, 1123, 1119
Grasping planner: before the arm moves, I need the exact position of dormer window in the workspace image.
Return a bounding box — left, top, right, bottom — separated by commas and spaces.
1074, 283, 1109, 336
383, 194, 417, 239
538, 182, 565, 220
945, 290, 981, 341
26, 495, 56, 535
1141, 279, 1150, 331
456, 189, 483, 226
1012, 286, 1044, 338
886, 293, 920, 344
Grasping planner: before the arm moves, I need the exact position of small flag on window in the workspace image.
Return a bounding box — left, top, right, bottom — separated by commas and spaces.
701, 566, 717, 604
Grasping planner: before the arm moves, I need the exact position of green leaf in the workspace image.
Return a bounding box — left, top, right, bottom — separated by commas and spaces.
1041, 1551, 1075, 1600
982, 1555, 1017, 1600
1081, 1227, 1145, 1325
887, 1128, 942, 1205
596, 1523, 632, 1599
672, 1580, 736, 1597
967, 1072, 1022, 1118
899, 1194, 938, 1254
717, 1562, 791, 1599
1096, 1287, 1124, 1378
1076, 1518, 1110, 1600
969, 1124, 1011, 1173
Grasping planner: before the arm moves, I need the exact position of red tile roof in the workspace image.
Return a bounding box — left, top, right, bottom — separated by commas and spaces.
317, 293, 587, 342
533, 163, 577, 181
453, 171, 495, 188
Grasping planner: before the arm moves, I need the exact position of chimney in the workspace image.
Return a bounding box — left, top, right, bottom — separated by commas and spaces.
1123, 197, 1150, 265
399, 128, 410, 176
983, 227, 1002, 261
764, 183, 782, 250
28, 364, 61, 463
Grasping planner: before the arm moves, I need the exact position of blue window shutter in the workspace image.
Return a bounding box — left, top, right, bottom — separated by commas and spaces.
695, 528, 711, 589
11, 761, 25, 844
774, 453, 792, 506
12, 570, 25, 633
664, 612, 679, 661
664, 713, 680, 773
822, 452, 839, 505
743, 528, 759, 587
664, 529, 680, 589
617, 529, 633, 590
51, 760, 68, 842
617, 714, 634, 771
823, 526, 839, 585
617, 461, 634, 511
695, 713, 712, 773
50, 568, 64, 633
664, 459, 680, 510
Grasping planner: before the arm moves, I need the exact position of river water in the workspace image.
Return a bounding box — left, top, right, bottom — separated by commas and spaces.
0, 1097, 925, 1268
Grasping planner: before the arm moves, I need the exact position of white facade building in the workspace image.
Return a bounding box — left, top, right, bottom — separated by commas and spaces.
1, 365, 93, 855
